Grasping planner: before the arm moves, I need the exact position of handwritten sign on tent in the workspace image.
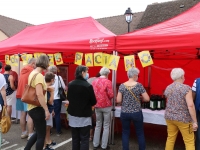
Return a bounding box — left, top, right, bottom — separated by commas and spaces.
5, 55, 10, 65
34, 53, 41, 59
54, 53, 63, 65
138, 51, 153, 67
85, 53, 93, 67
74, 52, 83, 65
94, 52, 103, 66
26, 54, 33, 63
21, 54, 27, 65
107, 55, 120, 71
124, 55, 136, 71
47, 54, 54, 66
102, 53, 111, 68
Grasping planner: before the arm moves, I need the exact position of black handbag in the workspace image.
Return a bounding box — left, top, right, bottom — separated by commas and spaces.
58, 76, 67, 101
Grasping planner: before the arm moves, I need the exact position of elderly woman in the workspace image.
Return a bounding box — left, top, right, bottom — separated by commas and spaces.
116, 67, 149, 150
164, 68, 198, 150
48, 65, 66, 136
67, 65, 96, 150
24, 55, 50, 150
92, 67, 114, 150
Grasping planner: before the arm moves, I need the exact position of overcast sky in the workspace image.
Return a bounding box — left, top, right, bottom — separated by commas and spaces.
0, 0, 170, 25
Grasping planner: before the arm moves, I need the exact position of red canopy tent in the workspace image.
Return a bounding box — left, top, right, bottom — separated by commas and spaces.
116, 2, 200, 94
0, 17, 116, 81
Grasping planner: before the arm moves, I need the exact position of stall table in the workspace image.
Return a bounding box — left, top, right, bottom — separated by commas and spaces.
115, 106, 166, 125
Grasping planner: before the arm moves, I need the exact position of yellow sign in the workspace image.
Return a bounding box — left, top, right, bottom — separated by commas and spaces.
34, 53, 41, 59
47, 54, 54, 66
10, 55, 17, 66
74, 52, 83, 65
138, 51, 153, 67
5, 55, 10, 65
21, 54, 27, 65
26, 54, 33, 63
94, 52, 103, 66
124, 55, 136, 71
14, 55, 19, 66
85, 53, 93, 67
54, 53, 63, 65
102, 53, 111, 67
108, 55, 120, 70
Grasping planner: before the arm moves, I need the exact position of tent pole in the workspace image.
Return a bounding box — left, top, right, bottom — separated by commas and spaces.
109, 51, 115, 144
148, 66, 152, 94
111, 51, 117, 144
109, 51, 117, 145
15, 53, 21, 124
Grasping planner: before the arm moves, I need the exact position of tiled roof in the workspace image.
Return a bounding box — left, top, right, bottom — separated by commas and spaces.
0, 15, 33, 37
96, 12, 144, 35
136, 0, 200, 29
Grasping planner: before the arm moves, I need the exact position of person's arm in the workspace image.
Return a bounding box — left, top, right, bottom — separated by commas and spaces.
47, 87, 54, 105
141, 92, 150, 102
35, 83, 50, 120
186, 89, 198, 130
59, 76, 66, 89
116, 92, 122, 103
106, 81, 114, 99
0, 86, 7, 107
9, 75, 15, 90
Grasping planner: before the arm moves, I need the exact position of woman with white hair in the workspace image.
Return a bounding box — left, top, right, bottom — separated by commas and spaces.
92, 67, 114, 150
116, 67, 149, 150
164, 68, 198, 150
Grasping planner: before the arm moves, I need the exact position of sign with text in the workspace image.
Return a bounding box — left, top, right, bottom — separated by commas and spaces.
74, 52, 83, 65
85, 53, 93, 67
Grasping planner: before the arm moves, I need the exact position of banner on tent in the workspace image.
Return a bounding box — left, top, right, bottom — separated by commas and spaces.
74, 51, 153, 71
5, 53, 64, 66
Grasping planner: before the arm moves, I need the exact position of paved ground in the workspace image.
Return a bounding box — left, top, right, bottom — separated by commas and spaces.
1, 120, 185, 150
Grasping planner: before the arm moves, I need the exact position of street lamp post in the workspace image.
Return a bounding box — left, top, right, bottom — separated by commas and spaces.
124, 7, 133, 33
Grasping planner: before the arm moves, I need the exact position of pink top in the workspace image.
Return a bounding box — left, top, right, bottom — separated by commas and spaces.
92, 76, 114, 108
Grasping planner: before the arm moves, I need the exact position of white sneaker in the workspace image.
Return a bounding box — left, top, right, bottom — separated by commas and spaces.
1, 139, 6, 144
21, 133, 28, 139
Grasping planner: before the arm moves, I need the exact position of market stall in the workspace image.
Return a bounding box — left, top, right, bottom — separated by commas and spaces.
0, 16, 116, 119
111, 2, 200, 143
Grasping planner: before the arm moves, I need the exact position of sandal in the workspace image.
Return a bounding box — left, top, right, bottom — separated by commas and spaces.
89, 136, 93, 141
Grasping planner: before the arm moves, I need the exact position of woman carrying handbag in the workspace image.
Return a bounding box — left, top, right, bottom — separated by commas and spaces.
24, 55, 50, 150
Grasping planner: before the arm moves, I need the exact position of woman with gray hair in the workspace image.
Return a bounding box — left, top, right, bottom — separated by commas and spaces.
164, 68, 197, 150
116, 67, 149, 150
92, 67, 114, 150
48, 65, 66, 136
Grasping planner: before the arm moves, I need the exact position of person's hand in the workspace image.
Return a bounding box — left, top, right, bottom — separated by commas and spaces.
52, 110, 55, 117
4, 101, 7, 107
47, 87, 54, 93
45, 110, 50, 120
193, 122, 198, 131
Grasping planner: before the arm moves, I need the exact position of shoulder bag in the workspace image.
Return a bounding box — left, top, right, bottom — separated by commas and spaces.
124, 84, 140, 103
21, 73, 45, 106
58, 76, 67, 101
1, 106, 11, 134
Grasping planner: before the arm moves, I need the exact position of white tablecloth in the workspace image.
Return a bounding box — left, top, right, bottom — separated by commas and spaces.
115, 106, 166, 125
